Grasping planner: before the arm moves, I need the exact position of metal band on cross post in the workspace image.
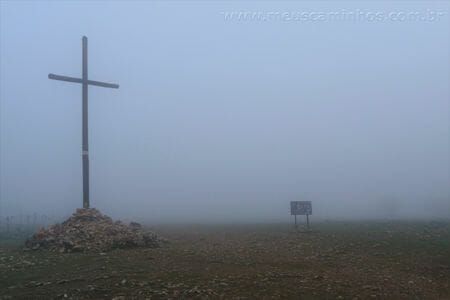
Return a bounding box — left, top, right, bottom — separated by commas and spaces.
48, 36, 119, 209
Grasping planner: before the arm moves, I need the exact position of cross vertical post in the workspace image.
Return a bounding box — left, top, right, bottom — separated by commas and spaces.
82, 36, 89, 209
48, 36, 119, 209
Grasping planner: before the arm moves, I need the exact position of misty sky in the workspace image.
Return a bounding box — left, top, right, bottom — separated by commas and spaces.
1, 1, 449, 221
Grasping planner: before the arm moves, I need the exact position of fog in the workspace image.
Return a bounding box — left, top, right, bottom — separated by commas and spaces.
0, 1, 448, 222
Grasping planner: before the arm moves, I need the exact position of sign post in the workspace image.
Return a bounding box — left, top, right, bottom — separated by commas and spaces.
290, 201, 312, 230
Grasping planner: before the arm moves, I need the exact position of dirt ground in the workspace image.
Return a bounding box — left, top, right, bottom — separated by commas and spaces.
1, 221, 449, 299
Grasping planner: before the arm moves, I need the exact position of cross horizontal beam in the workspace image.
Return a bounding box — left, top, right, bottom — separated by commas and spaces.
48, 73, 119, 89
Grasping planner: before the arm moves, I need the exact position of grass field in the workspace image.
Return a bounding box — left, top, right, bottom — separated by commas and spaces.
1, 221, 449, 299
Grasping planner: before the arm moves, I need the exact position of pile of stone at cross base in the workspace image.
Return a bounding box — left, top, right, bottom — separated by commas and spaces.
25, 208, 163, 252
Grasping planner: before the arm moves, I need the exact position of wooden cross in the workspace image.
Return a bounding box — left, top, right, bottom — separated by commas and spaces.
48, 36, 119, 209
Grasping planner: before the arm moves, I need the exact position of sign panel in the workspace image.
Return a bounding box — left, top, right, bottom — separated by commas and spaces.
290, 201, 312, 215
